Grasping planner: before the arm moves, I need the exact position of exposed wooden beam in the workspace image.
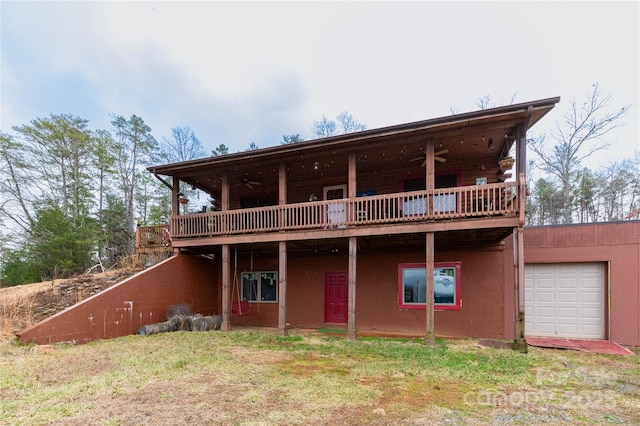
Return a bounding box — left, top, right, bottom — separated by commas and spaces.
348, 152, 357, 222
221, 172, 229, 211
279, 163, 287, 231
348, 152, 357, 198
170, 217, 520, 247
172, 180, 179, 215
279, 163, 287, 205
426, 141, 435, 214
152, 170, 173, 190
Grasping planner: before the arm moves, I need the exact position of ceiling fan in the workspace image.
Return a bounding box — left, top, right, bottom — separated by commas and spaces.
410, 149, 449, 167
237, 176, 261, 189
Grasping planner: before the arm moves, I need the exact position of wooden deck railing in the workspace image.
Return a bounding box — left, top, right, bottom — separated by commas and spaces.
166, 182, 519, 240
136, 224, 171, 250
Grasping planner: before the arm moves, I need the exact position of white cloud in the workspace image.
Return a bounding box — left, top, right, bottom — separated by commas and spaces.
1, 1, 637, 163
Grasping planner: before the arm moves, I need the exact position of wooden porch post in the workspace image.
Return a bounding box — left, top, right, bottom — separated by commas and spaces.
348, 152, 356, 221
220, 172, 231, 331
347, 236, 357, 341
172, 179, 179, 215
278, 241, 288, 336
346, 152, 357, 341
279, 162, 287, 225
513, 227, 527, 352
170, 180, 180, 257
425, 232, 435, 345
424, 141, 436, 345
278, 162, 288, 336
221, 244, 231, 331
513, 123, 528, 351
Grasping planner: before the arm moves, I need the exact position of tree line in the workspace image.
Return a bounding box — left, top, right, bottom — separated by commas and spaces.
0, 114, 167, 285
0, 111, 367, 286
0, 88, 635, 286
525, 84, 636, 225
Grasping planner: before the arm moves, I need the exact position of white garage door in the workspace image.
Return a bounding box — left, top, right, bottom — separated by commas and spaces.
525, 263, 605, 339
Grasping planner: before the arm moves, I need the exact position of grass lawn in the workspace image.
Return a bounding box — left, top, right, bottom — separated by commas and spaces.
0, 329, 638, 425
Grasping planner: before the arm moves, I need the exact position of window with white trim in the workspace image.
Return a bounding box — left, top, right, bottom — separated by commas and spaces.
241, 271, 278, 303
398, 262, 461, 310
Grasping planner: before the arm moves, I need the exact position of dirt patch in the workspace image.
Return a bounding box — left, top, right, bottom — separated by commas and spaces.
0, 268, 141, 340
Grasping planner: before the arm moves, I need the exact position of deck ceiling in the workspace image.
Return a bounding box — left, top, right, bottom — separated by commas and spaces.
149, 97, 559, 198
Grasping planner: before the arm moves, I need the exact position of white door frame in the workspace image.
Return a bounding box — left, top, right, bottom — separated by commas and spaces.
323, 184, 347, 226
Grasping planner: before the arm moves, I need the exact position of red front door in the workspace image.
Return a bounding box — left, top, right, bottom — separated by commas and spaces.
325, 272, 348, 323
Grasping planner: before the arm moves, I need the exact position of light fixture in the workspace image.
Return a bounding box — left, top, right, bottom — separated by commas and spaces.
480, 163, 486, 170
313, 161, 319, 171
488, 137, 494, 150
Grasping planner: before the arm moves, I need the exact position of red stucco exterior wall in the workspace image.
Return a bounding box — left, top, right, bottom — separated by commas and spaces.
523, 222, 640, 346
19, 222, 638, 346
230, 243, 510, 339
18, 254, 218, 345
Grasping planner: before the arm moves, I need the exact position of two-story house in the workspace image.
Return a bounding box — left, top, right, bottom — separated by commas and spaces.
146, 97, 560, 348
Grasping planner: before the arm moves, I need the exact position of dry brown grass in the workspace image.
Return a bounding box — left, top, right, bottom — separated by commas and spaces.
0, 268, 140, 342
0, 281, 56, 340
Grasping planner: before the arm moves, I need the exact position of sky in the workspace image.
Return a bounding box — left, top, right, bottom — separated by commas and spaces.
1, 1, 638, 170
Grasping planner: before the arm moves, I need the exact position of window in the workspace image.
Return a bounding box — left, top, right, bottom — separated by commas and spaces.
398, 262, 461, 310
241, 271, 278, 303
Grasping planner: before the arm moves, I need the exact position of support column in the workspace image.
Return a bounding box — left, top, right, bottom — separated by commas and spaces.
425, 142, 435, 213
170, 180, 180, 257
513, 227, 527, 352
513, 123, 528, 352
221, 244, 231, 331
347, 236, 357, 341
277, 163, 288, 336
348, 152, 356, 222
278, 241, 288, 336
220, 172, 230, 234
424, 139, 436, 345
278, 163, 287, 227
516, 124, 527, 225
425, 232, 435, 345
172, 179, 180, 215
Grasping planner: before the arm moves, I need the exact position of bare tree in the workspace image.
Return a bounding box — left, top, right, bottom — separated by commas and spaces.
476, 94, 518, 110
159, 126, 205, 163
313, 111, 366, 138
529, 83, 629, 224
0, 132, 35, 235
312, 115, 337, 138
336, 111, 366, 133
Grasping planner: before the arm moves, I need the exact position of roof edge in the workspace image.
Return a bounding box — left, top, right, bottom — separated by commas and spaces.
148, 96, 561, 174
